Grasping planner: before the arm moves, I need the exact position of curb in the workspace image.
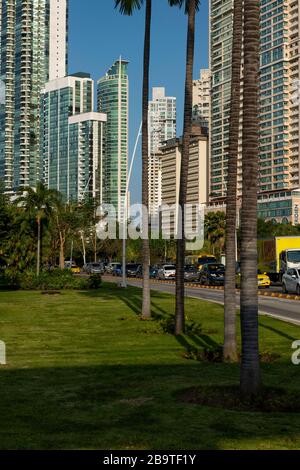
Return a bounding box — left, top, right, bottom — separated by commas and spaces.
103, 275, 300, 301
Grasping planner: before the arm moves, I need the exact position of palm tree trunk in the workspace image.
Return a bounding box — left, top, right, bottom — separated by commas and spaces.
240, 0, 261, 396
94, 231, 97, 263
80, 231, 86, 266
223, 0, 243, 362
141, 0, 152, 319
175, 0, 196, 335
59, 234, 65, 269
37, 216, 41, 277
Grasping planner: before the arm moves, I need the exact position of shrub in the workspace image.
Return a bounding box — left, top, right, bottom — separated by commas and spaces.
183, 345, 223, 363
159, 315, 202, 336
0, 273, 19, 290
2, 269, 102, 291
86, 274, 102, 289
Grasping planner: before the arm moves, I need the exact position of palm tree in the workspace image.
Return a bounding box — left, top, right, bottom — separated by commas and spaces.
205, 211, 226, 256
16, 182, 56, 276
115, 0, 152, 319
223, 0, 243, 362
169, 0, 200, 335
240, 0, 261, 396
51, 197, 77, 270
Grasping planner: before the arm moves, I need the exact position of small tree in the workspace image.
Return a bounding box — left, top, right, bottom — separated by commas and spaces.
15, 183, 57, 275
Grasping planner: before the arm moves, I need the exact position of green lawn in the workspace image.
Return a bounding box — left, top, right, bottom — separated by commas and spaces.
0, 282, 300, 450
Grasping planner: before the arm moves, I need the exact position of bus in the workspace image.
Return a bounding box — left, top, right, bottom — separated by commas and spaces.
185, 254, 217, 270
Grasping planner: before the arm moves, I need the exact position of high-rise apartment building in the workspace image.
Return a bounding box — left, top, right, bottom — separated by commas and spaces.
49, 0, 68, 81
210, 0, 233, 201
41, 74, 106, 203
257, 0, 300, 223
159, 128, 208, 237
209, 0, 300, 224
0, 0, 68, 193
192, 69, 211, 129
97, 59, 129, 220
148, 87, 176, 215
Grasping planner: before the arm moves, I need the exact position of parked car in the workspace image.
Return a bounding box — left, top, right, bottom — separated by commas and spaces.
106, 262, 121, 274
112, 264, 122, 277
89, 263, 104, 274
157, 264, 176, 280
65, 261, 80, 274
184, 265, 200, 282
257, 270, 271, 289
64, 260, 74, 269
199, 263, 225, 286
236, 267, 271, 289
282, 268, 300, 295
150, 266, 158, 279
71, 265, 81, 274
83, 263, 91, 273
125, 263, 141, 277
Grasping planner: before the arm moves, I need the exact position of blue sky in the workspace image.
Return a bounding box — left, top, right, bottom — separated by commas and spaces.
69, 0, 209, 203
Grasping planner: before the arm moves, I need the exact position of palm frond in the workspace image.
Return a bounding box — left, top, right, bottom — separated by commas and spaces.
168, 0, 200, 14
114, 0, 144, 15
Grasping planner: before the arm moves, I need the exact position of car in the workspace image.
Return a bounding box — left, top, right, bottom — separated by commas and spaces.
89, 263, 104, 274
157, 264, 176, 280
126, 263, 142, 278
184, 265, 199, 282
65, 261, 80, 274
282, 268, 300, 295
106, 262, 121, 274
196, 255, 218, 271
236, 268, 271, 289
83, 263, 91, 273
71, 265, 81, 274
112, 264, 122, 277
199, 263, 225, 286
185, 254, 217, 271
257, 270, 271, 288
150, 266, 158, 279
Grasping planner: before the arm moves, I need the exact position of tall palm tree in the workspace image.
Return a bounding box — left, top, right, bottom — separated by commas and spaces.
169, 0, 200, 335
240, 0, 261, 396
223, 0, 243, 362
16, 182, 56, 276
115, 0, 152, 319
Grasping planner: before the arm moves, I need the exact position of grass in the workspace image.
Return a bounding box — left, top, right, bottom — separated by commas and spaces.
0, 282, 300, 449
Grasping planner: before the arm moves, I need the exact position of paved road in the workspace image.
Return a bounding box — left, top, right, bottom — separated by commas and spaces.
105, 276, 300, 326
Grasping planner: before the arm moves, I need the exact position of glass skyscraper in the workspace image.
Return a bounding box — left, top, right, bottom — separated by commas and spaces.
41, 73, 106, 203
97, 59, 129, 220
0, 0, 68, 192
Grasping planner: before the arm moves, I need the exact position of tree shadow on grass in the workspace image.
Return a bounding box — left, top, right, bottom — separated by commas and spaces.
189, 333, 220, 349
259, 321, 298, 342
80, 285, 170, 319
0, 363, 300, 450
175, 333, 221, 354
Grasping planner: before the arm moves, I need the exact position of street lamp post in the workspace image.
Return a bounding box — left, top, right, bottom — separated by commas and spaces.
121, 122, 142, 288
